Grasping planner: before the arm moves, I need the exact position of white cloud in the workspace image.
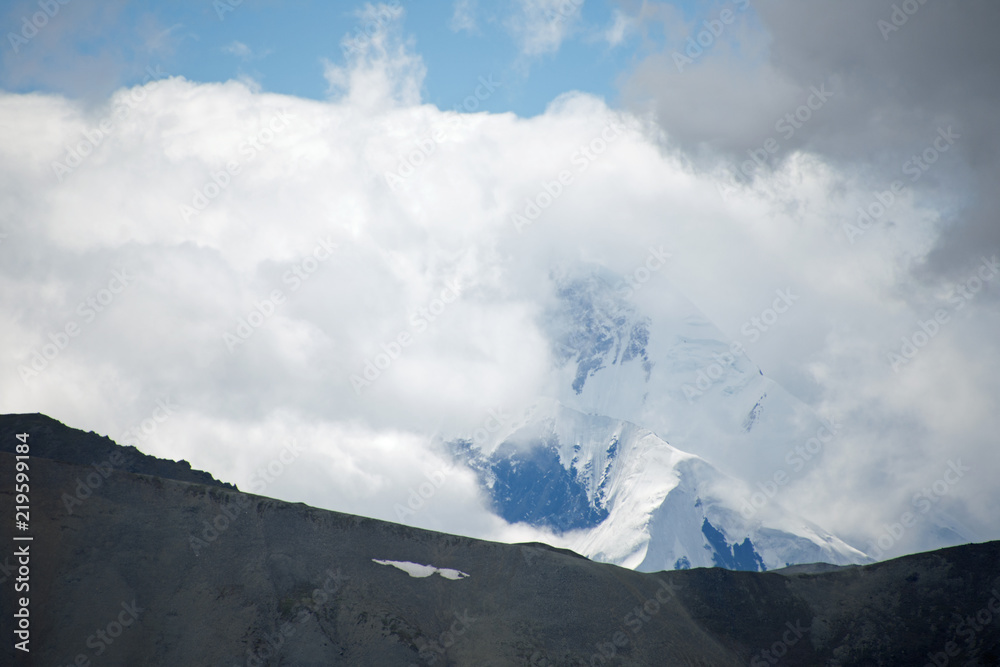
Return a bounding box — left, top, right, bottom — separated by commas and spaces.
324, 3, 425, 108
223, 40, 251, 59
1, 7, 997, 559
223, 40, 273, 63
449, 0, 478, 34
604, 9, 632, 47
145, 23, 185, 56
507, 0, 584, 57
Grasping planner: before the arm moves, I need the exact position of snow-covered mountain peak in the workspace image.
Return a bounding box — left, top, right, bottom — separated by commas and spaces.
447, 266, 871, 572
537, 267, 826, 482
451, 399, 869, 572
543, 269, 653, 396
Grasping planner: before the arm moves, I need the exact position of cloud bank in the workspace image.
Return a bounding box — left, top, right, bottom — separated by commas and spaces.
2, 3, 997, 559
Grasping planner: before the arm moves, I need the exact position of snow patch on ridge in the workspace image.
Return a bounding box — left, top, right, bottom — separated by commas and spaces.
372, 560, 469, 580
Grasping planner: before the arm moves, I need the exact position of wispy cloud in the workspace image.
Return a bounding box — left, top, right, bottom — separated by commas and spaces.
604, 9, 631, 47
323, 3, 424, 108
223, 40, 272, 62
507, 0, 584, 57
449, 0, 478, 34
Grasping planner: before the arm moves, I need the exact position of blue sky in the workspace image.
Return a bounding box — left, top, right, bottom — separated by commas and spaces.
0, 0, 710, 115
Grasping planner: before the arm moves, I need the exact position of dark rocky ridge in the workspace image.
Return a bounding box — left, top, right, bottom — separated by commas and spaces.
1, 413, 998, 666
0, 412, 233, 490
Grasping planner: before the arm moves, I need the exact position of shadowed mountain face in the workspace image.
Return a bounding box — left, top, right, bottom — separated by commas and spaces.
2, 413, 999, 666
451, 400, 868, 573
453, 434, 612, 532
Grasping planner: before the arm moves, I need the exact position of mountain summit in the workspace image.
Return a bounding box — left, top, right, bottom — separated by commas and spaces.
452, 269, 870, 571
454, 398, 868, 572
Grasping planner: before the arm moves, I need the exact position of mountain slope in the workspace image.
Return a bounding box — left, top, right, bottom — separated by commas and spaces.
540, 267, 822, 480
454, 399, 869, 573
2, 413, 999, 667
443, 268, 882, 573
